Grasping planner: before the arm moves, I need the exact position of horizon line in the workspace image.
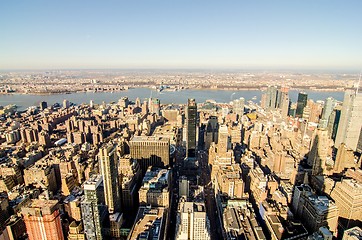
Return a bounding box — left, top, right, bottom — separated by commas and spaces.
0, 67, 361, 73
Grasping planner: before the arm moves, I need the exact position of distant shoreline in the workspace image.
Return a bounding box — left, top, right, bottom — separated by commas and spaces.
0, 87, 345, 111
0, 86, 348, 96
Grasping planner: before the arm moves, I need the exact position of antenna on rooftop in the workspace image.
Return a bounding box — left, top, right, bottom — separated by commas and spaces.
357, 71, 361, 93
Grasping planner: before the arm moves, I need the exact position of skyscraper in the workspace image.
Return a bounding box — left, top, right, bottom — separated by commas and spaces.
330, 179, 362, 230
334, 90, 362, 151
308, 129, 331, 175
357, 127, 362, 153
204, 116, 218, 150
327, 106, 341, 141
175, 200, 210, 240
99, 143, 121, 213
320, 97, 336, 128
333, 143, 356, 173
296, 92, 308, 118
150, 98, 161, 116
118, 96, 129, 108
119, 155, 141, 213
22, 199, 64, 240
233, 97, 245, 117
279, 87, 290, 118
135, 97, 141, 108
186, 99, 197, 158
81, 175, 108, 240
39, 101, 47, 110
265, 86, 278, 110
63, 99, 70, 108
261, 86, 279, 110
217, 125, 231, 153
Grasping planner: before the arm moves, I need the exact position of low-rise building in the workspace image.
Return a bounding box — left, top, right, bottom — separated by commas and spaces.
139, 168, 170, 208
128, 206, 167, 240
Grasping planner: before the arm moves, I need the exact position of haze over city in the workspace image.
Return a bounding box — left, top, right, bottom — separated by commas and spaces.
1, 0, 362, 71
0, 2, 362, 240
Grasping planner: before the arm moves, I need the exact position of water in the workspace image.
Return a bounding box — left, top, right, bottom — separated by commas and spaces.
0, 88, 344, 111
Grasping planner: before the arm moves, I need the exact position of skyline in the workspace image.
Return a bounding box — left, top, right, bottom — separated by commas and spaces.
1, 1, 362, 71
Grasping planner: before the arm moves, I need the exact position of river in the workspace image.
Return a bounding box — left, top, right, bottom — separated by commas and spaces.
0, 88, 345, 111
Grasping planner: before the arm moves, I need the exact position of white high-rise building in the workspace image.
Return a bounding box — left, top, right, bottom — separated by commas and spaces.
334, 90, 362, 151
99, 143, 121, 213
233, 97, 245, 117
175, 200, 210, 240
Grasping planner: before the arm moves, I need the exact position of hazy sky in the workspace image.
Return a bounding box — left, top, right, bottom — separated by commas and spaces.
1, 1, 361, 70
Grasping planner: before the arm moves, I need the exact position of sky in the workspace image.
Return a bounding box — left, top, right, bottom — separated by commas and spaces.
1, 1, 362, 71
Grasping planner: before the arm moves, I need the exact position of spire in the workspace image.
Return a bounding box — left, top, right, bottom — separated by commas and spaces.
357, 71, 361, 94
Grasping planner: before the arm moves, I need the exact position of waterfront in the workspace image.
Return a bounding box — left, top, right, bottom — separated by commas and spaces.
0, 88, 344, 110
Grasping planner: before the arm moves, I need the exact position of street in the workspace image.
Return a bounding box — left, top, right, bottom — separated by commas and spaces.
198, 150, 223, 240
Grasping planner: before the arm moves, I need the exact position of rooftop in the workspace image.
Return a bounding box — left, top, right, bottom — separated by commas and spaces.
83, 174, 102, 190
128, 206, 165, 240
179, 201, 206, 213
141, 168, 169, 191
308, 195, 336, 213
344, 226, 362, 240
21, 199, 59, 216
130, 135, 169, 143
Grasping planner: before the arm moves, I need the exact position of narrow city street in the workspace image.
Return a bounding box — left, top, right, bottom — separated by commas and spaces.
169, 145, 223, 240
167, 146, 184, 239
198, 150, 223, 240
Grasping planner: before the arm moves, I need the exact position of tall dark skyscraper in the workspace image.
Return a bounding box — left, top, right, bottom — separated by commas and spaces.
39, 101, 47, 110
327, 106, 341, 141
295, 92, 308, 118
186, 98, 197, 158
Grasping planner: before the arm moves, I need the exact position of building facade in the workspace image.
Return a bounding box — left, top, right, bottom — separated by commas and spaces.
81, 175, 108, 240
175, 200, 210, 240
139, 168, 170, 207
186, 98, 197, 158
296, 92, 308, 118
335, 90, 362, 151
22, 199, 64, 240
130, 136, 170, 172
99, 143, 121, 213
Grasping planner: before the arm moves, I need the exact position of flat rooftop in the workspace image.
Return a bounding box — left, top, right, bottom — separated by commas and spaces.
21, 199, 59, 215
130, 135, 169, 143
128, 206, 165, 240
